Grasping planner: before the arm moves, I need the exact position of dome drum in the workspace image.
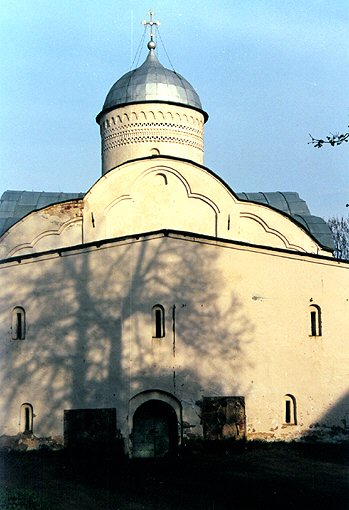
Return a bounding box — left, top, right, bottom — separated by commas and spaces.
100, 103, 205, 174
97, 49, 207, 173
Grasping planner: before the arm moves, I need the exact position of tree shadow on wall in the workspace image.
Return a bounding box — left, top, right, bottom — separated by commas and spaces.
0, 232, 255, 444
301, 390, 349, 443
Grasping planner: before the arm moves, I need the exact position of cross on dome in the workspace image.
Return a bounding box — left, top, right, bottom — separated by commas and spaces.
142, 10, 160, 50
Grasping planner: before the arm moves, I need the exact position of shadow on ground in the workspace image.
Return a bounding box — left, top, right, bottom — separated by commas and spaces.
0, 442, 348, 510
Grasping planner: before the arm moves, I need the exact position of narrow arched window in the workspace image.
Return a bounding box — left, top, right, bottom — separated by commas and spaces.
152, 305, 165, 338
12, 307, 26, 340
20, 403, 33, 433
283, 394, 297, 425
309, 304, 322, 336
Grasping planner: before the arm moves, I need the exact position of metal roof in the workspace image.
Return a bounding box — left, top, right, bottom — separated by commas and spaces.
237, 192, 310, 216
0, 189, 334, 251
236, 191, 334, 250
97, 49, 204, 121
0, 190, 84, 236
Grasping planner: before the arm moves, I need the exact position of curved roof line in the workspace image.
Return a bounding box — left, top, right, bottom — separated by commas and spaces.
0, 191, 84, 237
93, 155, 334, 252
0, 157, 334, 252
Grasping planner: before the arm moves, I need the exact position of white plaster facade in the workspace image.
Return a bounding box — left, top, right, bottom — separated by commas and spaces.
0, 230, 348, 449
0, 44, 348, 454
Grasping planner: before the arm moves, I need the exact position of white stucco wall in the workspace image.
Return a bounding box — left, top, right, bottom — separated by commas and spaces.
0, 233, 347, 447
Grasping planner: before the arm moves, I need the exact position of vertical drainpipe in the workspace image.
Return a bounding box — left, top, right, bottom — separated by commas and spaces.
172, 305, 176, 394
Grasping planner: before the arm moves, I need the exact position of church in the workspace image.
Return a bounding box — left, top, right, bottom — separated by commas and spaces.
0, 17, 348, 456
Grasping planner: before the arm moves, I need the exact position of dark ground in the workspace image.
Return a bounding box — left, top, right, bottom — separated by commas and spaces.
0, 442, 348, 510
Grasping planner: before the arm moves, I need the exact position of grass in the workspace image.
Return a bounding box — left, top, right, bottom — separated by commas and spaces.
0, 487, 54, 510
0, 443, 348, 509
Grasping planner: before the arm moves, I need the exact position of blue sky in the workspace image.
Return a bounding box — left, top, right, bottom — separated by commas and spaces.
0, 0, 348, 219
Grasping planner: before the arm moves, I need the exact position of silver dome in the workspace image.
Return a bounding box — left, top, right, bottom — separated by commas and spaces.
97, 50, 205, 121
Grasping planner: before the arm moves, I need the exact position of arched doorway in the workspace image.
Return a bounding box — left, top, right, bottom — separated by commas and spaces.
132, 400, 178, 458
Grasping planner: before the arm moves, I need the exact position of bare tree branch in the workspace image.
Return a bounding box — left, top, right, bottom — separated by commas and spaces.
327, 216, 349, 260
309, 126, 349, 148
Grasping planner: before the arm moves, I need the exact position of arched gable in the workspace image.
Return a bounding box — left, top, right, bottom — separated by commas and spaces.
83, 157, 326, 255
0, 201, 83, 258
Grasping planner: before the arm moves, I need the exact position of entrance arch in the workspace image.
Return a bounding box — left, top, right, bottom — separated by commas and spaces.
129, 391, 182, 458
132, 400, 178, 458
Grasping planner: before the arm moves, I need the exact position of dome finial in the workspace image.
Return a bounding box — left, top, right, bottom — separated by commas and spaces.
142, 10, 160, 50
